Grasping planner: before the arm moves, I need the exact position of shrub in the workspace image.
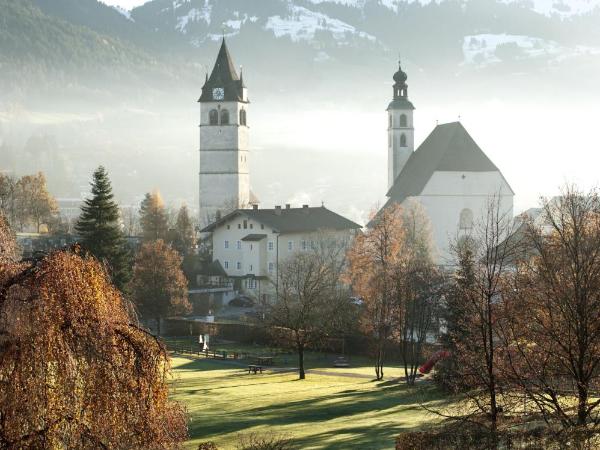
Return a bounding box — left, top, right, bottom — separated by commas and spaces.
198, 442, 219, 450
236, 432, 293, 450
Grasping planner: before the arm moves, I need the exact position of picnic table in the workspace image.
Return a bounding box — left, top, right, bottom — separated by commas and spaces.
256, 356, 274, 366
247, 364, 263, 374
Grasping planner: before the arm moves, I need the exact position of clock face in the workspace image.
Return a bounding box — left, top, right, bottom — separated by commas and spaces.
212, 87, 224, 100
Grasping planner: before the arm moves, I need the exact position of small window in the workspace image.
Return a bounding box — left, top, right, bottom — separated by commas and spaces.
268, 241, 274, 251
243, 220, 247, 229
400, 134, 407, 147
459, 208, 474, 230
250, 244, 253, 251
224, 240, 229, 249
301, 240, 307, 251
261, 224, 264, 230
250, 224, 254, 229
288, 241, 293, 251
238, 224, 241, 229
227, 224, 230, 230
209, 109, 218, 125
400, 114, 407, 127
268, 262, 274, 273
249, 264, 253, 272
236, 262, 242, 270
310, 241, 315, 250
240, 109, 247, 126
237, 241, 242, 250
224, 261, 229, 269
220, 109, 229, 125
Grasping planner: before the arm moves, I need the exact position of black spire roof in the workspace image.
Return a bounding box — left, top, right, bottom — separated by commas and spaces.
198, 38, 246, 103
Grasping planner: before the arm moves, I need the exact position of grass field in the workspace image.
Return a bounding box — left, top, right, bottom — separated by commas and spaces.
170, 354, 449, 449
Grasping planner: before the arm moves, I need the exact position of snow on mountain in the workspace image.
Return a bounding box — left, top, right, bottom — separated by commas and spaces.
265, 4, 375, 43
176, 5, 211, 34
463, 33, 600, 66
110, 5, 135, 21
500, 0, 600, 18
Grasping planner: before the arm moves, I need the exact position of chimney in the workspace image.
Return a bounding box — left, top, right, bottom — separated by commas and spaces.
285, 204, 291, 209
274, 205, 282, 216
252, 204, 258, 210
302, 204, 309, 214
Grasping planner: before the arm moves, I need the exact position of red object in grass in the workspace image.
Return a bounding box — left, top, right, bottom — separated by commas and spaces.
418, 350, 450, 374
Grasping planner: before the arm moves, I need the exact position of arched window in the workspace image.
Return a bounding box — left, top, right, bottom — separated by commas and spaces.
209, 109, 218, 125
220, 109, 229, 125
459, 208, 474, 230
239, 109, 247, 126
400, 134, 407, 147
400, 114, 407, 127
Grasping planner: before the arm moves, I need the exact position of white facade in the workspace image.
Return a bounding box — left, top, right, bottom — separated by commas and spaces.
388, 108, 414, 189
199, 99, 250, 225
207, 207, 359, 300
404, 171, 513, 262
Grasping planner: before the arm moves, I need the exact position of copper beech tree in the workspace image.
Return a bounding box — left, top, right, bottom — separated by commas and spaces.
0, 245, 188, 448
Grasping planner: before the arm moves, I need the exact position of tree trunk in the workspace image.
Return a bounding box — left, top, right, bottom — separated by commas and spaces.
577, 383, 588, 426
298, 345, 305, 380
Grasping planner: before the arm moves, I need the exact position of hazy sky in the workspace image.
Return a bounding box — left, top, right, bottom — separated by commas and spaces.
101, 0, 149, 9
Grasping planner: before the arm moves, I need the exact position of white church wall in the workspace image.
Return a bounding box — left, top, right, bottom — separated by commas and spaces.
409, 171, 514, 263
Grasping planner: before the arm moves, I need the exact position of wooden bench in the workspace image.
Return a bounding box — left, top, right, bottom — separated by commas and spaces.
247, 364, 263, 374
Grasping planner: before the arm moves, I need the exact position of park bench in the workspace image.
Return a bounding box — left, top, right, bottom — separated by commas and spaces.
256, 356, 274, 366
247, 364, 263, 374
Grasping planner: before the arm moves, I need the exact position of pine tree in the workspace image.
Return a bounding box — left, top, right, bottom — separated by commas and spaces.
170, 204, 195, 256
139, 191, 168, 242
75, 166, 131, 291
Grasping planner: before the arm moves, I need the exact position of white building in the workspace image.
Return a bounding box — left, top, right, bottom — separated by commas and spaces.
201, 204, 361, 301
378, 63, 514, 262
198, 39, 257, 226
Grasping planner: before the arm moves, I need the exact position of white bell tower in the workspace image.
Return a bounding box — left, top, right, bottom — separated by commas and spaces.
198, 38, 253, 226
387, 61, 415, 190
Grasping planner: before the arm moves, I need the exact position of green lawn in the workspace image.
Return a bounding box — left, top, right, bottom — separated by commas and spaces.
170, 355, 449, 449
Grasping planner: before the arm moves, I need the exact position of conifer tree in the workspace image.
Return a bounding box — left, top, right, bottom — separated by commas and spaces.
139, 191, 168, 242
170, 204, 195, 256
75, 166, 131, 290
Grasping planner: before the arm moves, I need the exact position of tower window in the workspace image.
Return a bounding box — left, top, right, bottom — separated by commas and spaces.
220, 109, 229, 125
209, 109, 218, 125
389, 115, 392, 128
400, 114, 407, 127
400, 134, 407, 147
459, 208, 474, 230
240, 109, 247, 126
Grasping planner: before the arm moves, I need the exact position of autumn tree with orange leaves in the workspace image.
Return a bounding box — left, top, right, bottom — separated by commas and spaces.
0, 242, 188, 448
130, 239, 191, 336
346, 203, 406, 380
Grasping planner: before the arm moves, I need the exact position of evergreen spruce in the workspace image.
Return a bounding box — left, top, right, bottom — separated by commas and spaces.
76, 166, 131, 290
170, 204, 195, 256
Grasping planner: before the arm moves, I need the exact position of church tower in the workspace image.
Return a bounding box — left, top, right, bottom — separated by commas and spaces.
387, 61, 415, 190
198, 38, 251, 225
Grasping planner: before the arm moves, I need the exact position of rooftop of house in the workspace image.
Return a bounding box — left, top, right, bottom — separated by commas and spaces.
201, 205, 362, 234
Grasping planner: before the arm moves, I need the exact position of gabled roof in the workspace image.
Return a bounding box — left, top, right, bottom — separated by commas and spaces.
198, 38, 246, 102
201, 206, 362, 233
386, 122, 512, 202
